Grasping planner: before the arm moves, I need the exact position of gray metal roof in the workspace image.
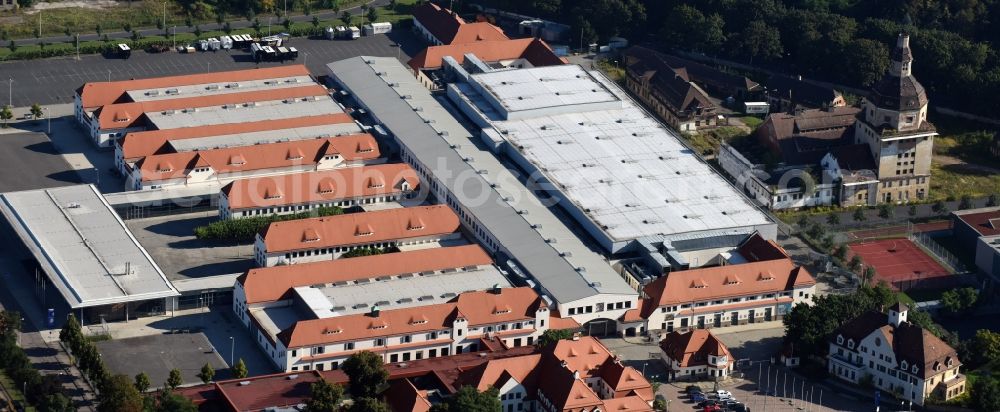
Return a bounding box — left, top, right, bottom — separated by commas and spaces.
0, 185, 179, 308
328, 57, 636, 305
292, 265, 510, 318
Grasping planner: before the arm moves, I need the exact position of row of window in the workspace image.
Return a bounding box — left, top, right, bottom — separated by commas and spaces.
566, 300, 632, 316
658, 291, 797, 314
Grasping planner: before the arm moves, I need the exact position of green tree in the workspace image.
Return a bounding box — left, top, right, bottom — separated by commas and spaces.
349, 397, 389, 412
223, 22, 233, 34
198, 363, 215, 384
988, 194, 999, 207
97, 374, 144, 412
312, 16, 321, 28
232, 358, 248, 379
1, 105, 13, 128
95, 24, 102, 36
826, 213, 840, 225
216, 10, 226, 25
305, 378, 344, 412
741, 20, 783, 64
366, 6, 379, 23
537, 329, 574, 347
340, 10, 352, 26
959, 195, 974, 210
969, 329, 1000, 366
907, 205, 918, 217
133, 372, 150, 393
442, 386, 502, 412
832, 244, 848, 260
342, 351, 388, 399
861, 266, 876, 285
155, 389, 198, 412
7, 40, 15, 53
193, 25, 202, 38
940, 287, 979, 315
807, 223, 825, 239
970, 377, 1000, 412
283, 18, 292, 30
843, 38, 889, 86
166, 368, 182, 390
36, 392, 74, 412
303, 1, 312, 15
123, 23, 132, 32
783, 284, 900, 358
341, 247, 384, 258
877, 204, 892, 220
853, 208, 866, 222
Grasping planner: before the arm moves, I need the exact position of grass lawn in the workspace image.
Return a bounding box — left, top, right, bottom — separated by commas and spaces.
930, 162, 1000, 201
0, 370, 36, 412
737, 115, 763, 130
899, 288, 948, 303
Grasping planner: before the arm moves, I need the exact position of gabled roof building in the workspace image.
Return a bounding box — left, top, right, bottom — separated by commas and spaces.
176, 336, 653, 411
412, 2, 508, 46
114, 113, 360, 176
659, 329, 734, 381
641, 233, 816, 336
219, 163, 419, 219
253, 205, 462, 266
408, 37, 567, 90
128, 134, 380, 195
828, 303, 965, 405
623, 46, 720, 133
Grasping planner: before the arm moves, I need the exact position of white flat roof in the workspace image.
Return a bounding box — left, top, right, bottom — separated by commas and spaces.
475, 66, 619, 113
146, 97, 342, 130
460, 65, 773, 242
292, 265, 510, 318
126, 76, 316, 102
0, 185, 178, 308
166, 122, 363, 152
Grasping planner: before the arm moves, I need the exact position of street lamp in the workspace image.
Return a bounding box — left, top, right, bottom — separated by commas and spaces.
8, 77, 12, 109
641, 362, 647, 377
172, 26, 176, 50
229, 336, 234, 366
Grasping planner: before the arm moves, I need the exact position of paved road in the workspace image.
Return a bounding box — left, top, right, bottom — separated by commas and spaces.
8, 0, 391, 46
1, 28, 420, 108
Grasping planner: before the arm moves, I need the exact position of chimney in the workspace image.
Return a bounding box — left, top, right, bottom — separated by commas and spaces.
573, 370, 580, 380
370, 304, 380, 318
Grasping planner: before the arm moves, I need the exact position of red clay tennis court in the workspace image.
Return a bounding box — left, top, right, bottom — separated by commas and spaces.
848, 238, 952, 290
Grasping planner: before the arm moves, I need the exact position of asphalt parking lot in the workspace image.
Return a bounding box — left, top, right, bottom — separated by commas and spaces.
125, 210, 255, 281
1, 30, 421, 107
0, 130, 83, 192
95, 333, 229, 389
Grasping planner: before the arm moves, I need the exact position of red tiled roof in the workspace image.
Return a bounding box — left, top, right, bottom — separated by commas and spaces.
641, 258, 815, 317
259, 205, 459, 253
549, 315, 581, 330
76, 65, 311, 109
118, 113, 354, 160
386, 379, 432, 412
134, 134, 378, 182
277, 287, 545, 348
954, 209, 1000, 236
412, 2, 507, 45
222, 164, 418, 211
238, 245, 493, 304
660, 329, 733, 368
408, 38, 566, 70
737, 232, 790, 262
93, 84, 328, 130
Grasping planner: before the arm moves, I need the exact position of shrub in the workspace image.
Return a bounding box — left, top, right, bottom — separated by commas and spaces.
194, 206, 343, 241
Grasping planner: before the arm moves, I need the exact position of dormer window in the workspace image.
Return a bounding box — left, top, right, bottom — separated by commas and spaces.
837, 335, 844, 345
912, 365, 918, 374
901, 360, 908, 370
847, 339, 855, 349
946, 357, 954, 367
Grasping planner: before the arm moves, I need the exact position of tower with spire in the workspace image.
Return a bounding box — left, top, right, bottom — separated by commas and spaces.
854, 33, 937, 204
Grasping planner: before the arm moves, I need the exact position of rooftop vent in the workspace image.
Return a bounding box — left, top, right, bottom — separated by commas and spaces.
238, 381, 251, 386
287, 374, 299, 380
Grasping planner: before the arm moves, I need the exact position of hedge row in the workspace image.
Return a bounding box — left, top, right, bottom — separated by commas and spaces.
194, 206, 343, 242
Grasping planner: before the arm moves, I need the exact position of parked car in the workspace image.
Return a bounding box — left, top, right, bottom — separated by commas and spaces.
691, 393, 707, 402
703, 405, 722, 412
721, 400, 741, 409
697, 400, 720, 408
727, 404, 750, 412
686, 385, 704, 394
714, 390, 735, 401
